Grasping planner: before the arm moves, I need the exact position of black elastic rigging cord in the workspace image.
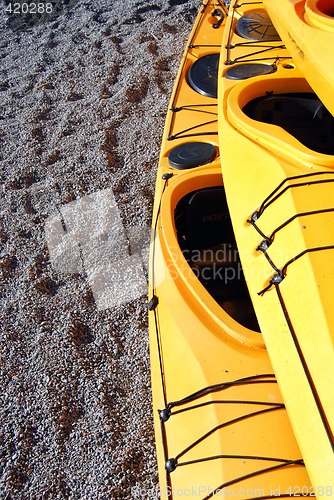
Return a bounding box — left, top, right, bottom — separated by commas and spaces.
150, 174, 174, 409
249, 175, 334, 274
189, 43, 222, 48
281, 245, 334, 276
160, 416, 173, 499
258, 244, 334, 295
250, 171, 334, 221
255, 207, 334, 248
226, 46, 286, 65
218, 0, 230, 16
234, 1, 262, 5
168, 103, 218, 139
174, 406, 284, 462
178, 453, 301, 468
233, 40, 284, 48
247, 176, 334, 291
262, 251, 281, 274
171, 104, 218, 116
256, 178, 334, 221
246, 174, 334, 451
225, 1, 286, 64
166, 0, 214, 141
169, 130, 218, 140
275, 285, 334, 451
168, 119, 218, 140
203, 460, 305, 500
171, 398, 282, 417
160, 376, 281, 480
248, 217, 268, 240
166, 374, 276, 410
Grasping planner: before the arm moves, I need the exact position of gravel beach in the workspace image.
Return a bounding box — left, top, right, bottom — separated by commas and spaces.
0, 0, 199, 497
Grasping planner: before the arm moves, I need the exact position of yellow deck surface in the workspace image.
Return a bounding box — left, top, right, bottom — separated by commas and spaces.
263, 0, 334, 116
149, 1, 312, 498
218, 0, 334, 490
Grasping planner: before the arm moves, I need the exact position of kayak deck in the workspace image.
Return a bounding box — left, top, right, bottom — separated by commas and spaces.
149, 171, 311, 497
149, 1, 311, 497
218, 0, 334, 489
263, 0, 334, 117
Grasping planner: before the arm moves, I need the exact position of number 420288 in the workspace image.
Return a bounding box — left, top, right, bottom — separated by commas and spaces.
286, 485, 333, 497
5, 3, 53, 14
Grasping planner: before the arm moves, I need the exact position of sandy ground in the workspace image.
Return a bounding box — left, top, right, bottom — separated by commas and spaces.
0, 0, 199, 498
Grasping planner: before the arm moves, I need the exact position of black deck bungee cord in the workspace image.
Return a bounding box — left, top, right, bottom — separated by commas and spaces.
249, 174, 334, 260
203, 460, 305, 499
248, 180, 334, 291
168, 104, 218, 139
159, 374, 304, 498
189, 43, 222, 48
253, 178, 334, 223
261, 251, 281, 274
256, 207, 334, 250
168, 119, 218, 141
225, 1, 288, 64
226, 47, 287, 65
164, 374, 276, 411
234, 2, 262, 6
149, 173, 174, 409
281, 245, 334, 276
171, 398, 282, 417
233, 40, 283, 48
177, 453, 302, 468
161, 382, 306, 499
275, 285, 334, 450
258, 245, 334, 295
172, 406, 285, 463
247, 178, 334, 455
171, 103, 217, 114
249, 171, 334, 222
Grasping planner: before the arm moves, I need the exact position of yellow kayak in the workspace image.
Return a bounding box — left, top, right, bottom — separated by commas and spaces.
262, 0, 334, 116
218, 0, 334, 491
149, 1, 311, 497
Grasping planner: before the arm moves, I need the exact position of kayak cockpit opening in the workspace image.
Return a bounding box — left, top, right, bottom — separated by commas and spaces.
243, 92, 334, 155
175, 186, 260, 332
305, 0, 334, 29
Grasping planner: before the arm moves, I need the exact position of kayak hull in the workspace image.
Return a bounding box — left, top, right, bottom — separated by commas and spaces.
149, 1, 311, 497
218, 0, 334, 489
263, 0, 334, 117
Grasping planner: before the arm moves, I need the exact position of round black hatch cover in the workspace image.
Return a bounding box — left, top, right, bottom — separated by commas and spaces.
188, 54, 219, 98
226, 63, 277, 80
235, 9, 281, 41
168, 142, 216, 169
